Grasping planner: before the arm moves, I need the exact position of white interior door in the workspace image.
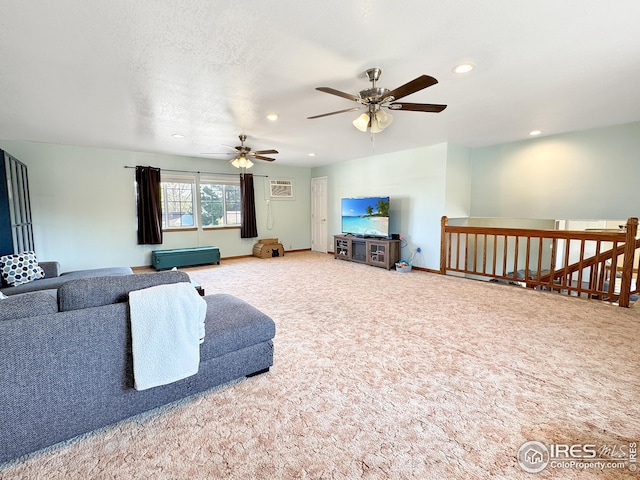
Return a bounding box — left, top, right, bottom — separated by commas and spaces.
311, 176, 328, 253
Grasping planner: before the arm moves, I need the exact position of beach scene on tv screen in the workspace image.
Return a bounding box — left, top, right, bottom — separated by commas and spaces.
341, 197, 390, 237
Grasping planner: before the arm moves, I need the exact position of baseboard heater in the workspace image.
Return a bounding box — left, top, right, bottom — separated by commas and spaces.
151, 247, 220, 270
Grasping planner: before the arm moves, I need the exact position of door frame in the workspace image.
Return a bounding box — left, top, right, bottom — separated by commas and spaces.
311, 176, 328, 253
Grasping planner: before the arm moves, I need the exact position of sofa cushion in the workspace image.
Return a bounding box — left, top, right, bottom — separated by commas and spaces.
60, 266, 133, 279
199, 294, 276, 361
1, 266, 133, 296
1, 275, 70, 296
39, 261, 61, 278
58, 271, 191, 311
0, 291, 59, 321
0, 251, 45, 286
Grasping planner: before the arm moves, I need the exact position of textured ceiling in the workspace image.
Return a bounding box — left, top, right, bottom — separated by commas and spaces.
1, 1, 639, 168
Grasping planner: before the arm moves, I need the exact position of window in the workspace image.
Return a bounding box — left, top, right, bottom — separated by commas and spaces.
200, 176, 241, 227
160, 173, 240, 230
161, 174, 196, 229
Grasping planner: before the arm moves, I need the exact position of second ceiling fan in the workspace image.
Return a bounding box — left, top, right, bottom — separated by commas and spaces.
202, 134, 278, 169
308, 67, 447, 133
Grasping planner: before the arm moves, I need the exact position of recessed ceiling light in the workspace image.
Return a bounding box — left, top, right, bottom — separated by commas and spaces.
308, 153, 316, 157
266, 113, 279, 121
529, 130, 542, 136
171, 133, 185, 138
452, 63, 475, 74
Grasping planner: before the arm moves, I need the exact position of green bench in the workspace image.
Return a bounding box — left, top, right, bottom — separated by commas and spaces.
151, 246, 220, 270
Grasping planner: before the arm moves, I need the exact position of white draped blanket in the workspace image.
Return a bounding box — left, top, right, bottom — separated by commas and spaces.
129, 282, 207, 391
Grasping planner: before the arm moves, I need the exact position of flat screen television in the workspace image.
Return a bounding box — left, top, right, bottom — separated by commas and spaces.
341, 196, 390, 238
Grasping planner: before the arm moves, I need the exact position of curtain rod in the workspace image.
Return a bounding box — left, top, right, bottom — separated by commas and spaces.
124, 166, 268, 178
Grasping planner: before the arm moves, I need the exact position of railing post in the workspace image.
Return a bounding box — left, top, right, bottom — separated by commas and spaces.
440, 216, 448, 275
619, 217, 638, 307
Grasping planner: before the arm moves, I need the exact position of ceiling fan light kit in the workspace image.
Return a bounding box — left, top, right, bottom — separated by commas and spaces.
231, 156, 254, 169
309, 67, 446, 134
352, 107, 394, 133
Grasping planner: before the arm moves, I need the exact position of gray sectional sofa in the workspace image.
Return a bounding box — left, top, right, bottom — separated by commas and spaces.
0, 261, 133, 296
0, 271, 276, 464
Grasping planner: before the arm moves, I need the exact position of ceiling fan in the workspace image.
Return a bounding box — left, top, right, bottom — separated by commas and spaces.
308, 67, 447, 133
202, 134, 278, 169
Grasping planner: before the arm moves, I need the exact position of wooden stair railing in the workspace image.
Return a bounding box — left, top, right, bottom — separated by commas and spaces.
440, 217, 639, 307
538, 236, 640, 303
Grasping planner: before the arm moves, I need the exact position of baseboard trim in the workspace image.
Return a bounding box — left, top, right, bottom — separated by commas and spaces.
132, 265, 154, 272
224, 248, 311, 261
327, 251, 439, 274
413, 266, 440, 274
133, 248, 313, 269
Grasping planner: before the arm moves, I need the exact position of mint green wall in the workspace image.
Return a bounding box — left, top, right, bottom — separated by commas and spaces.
444, 143, 471, 218
0, 140, 311, 270
5, 120, 635, 272
312, 143, 471, 269
470, 121, 640, 219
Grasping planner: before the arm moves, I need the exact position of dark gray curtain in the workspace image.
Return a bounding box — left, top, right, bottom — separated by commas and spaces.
240, 173, 258, 238
135, 166, 163, 245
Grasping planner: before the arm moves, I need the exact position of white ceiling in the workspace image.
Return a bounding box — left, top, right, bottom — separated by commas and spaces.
1, 1, 639, 168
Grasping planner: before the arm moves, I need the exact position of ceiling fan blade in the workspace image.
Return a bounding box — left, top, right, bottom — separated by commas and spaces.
388, 102, 447, 113
383, 75, 438, 102
308, 106, 362, 119
200, 144, 240, 155
316, 87, 361, 102
252, 155, 276, 162
251, 149, 279, 155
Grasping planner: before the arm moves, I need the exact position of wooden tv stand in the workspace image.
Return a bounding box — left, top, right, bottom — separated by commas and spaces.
333, 235, 401, 270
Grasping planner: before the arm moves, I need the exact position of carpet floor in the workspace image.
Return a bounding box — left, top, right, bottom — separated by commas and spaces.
1, 251, 638, 479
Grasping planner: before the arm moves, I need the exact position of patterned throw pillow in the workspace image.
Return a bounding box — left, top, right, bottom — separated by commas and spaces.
0, 251, 45, 286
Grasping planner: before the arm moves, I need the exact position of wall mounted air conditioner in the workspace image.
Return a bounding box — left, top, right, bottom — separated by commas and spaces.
268, 179, 294, 199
